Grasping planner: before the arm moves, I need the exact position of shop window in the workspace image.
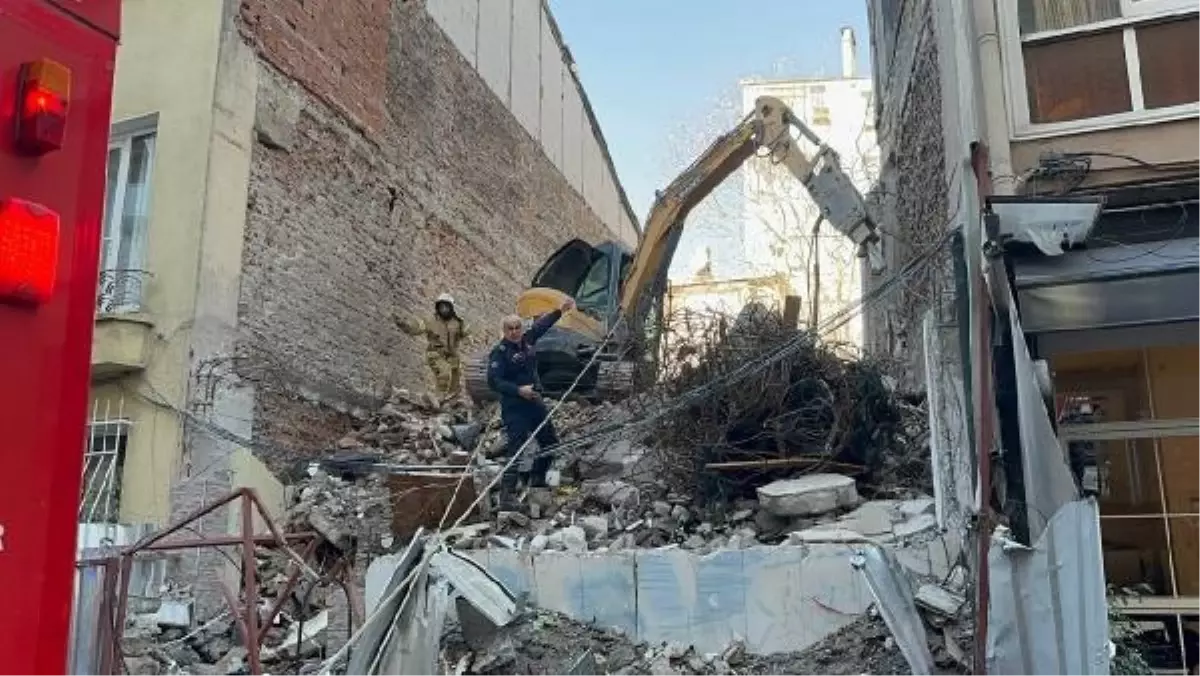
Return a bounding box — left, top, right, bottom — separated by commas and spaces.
1053, 344, 1199, 671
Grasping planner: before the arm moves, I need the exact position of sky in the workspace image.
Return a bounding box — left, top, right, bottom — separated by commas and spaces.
549, 1, 873, 247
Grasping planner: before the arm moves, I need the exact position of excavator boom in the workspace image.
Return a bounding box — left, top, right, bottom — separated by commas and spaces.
619, 95, 880, 323
466, 96, 880, 404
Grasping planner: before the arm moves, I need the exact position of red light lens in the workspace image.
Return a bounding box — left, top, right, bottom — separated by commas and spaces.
23, 86, 66, 118
15, 60, 71, 154
0, 198, 60, 305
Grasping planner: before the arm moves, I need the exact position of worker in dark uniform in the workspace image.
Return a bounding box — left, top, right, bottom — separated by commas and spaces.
486, 298, 575, 508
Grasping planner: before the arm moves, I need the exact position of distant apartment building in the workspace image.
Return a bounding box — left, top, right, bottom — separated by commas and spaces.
739, 27, 879, 347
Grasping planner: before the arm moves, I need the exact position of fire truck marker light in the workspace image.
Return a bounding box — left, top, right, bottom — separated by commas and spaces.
0, 198, 60, 305
15, 59, 71, 154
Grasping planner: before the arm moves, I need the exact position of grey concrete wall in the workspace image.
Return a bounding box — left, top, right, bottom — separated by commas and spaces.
425, 0, 641, 247
367, 538, 959, 656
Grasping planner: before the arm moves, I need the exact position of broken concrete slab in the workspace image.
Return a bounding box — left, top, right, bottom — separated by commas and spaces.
756, 474, 858, 517
898, 497, 936, 519
893, 513, 938, 540
547, 526, 587, 553
577, 438, 647, 480
835, 500, 898, 537
577, 515, 610, 540
915, 583, 966, 618
586, 480, 638, 509
787, 527, 869, 544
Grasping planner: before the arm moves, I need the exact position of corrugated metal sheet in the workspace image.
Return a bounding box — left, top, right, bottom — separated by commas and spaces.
987, 499, 1110, 675
851, 546, 935, 675
1006, 284, 1078, 541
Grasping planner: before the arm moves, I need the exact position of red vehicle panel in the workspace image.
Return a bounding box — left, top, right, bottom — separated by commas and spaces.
0, 0, 118, 672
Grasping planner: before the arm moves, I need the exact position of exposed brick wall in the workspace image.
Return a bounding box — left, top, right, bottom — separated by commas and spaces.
235, 1, 613, 454
238, 0, 389, 133
864, 0, 950, 390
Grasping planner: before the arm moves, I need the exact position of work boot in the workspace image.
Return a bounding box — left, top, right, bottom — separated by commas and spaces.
497, 471, 520, 511
529, 455, 553, 488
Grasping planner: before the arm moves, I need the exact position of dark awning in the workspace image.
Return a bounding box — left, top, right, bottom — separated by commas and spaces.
1012, 237, 1198, 333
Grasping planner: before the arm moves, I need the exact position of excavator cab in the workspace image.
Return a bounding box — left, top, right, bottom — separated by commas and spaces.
528, 239, 630, 327
464, 239, 639, 402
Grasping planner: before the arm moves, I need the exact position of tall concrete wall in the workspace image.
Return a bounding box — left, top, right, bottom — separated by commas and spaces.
231, 0, 631, 472
426, 0, 640, 247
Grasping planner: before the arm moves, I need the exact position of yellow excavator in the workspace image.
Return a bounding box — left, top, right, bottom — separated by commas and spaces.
465, 96, 881, 403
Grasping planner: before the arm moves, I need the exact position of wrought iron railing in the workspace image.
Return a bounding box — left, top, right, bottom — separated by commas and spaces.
96, 268, 150, 314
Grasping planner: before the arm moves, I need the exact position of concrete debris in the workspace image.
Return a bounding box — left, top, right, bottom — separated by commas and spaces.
757, 474, 859, 517
915, 583, 967, 618
446, 609, 849, 672
119, 540, 336, 674
151, 325, 946, 674
442, 607, 944, 675
787, 498, 944, 547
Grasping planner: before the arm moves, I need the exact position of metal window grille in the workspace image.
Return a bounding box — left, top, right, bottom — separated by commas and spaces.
80, 398, 131, 524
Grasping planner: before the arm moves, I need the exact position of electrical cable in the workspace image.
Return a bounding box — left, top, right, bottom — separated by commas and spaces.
315, 312, 628, 674
540, 227, 955, 458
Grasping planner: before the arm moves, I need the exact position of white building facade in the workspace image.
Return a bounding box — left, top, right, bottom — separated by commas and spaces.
740, 28, 879, 347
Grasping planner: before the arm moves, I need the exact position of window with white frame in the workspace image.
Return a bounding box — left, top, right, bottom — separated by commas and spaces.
80, 397, 131, 524
1000, 0, 1199, 134
99, 118, 156, 313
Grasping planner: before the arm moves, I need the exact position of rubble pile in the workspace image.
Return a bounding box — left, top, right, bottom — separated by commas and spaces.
440, 608, 769, 675
326, 389, 482, 467
119, 552, 332, 675
441, 607, 964, 675
467, 471, 941, 556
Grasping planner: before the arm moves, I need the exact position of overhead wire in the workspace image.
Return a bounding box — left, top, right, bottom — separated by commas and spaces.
315, 314, 629, 674
541, 225, 956, 458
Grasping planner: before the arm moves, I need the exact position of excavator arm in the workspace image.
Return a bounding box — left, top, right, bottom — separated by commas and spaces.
619, 95, 881, 323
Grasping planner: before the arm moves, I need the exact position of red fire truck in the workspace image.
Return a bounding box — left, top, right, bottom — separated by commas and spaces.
0, 0, 120, 672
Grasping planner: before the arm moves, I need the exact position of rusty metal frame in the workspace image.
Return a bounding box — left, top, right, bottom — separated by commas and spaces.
78, 488, 325, 675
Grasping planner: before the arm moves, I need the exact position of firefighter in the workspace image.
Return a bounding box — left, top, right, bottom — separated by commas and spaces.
486, 298, 575, 508
395, 293, 470, 398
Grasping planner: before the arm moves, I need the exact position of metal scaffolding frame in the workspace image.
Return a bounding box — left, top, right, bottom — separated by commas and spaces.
76, 488, 326, 675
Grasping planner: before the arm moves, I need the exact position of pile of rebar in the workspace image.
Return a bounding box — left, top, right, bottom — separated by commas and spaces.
641, 303, 919, 502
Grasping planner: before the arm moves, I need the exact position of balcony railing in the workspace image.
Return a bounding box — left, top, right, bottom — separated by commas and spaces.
96, 269, 150, 314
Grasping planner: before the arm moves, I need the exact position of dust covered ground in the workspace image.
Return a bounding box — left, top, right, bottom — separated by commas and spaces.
441, 608, 967, 675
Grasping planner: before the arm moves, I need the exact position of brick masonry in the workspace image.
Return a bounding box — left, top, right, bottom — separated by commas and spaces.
234, 0, 618, 465
239, 0, 389, 134
864, 0, 950, 390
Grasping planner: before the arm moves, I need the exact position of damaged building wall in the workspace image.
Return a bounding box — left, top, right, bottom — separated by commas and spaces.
863, 0, 952, 390
231, 0, 635, 467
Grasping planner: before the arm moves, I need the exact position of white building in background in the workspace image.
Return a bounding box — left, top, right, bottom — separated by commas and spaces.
740, 27, 879, 347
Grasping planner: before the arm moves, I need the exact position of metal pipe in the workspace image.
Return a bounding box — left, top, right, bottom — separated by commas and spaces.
242, 493, 263, 675
973, 0, 1016, 195
258, 539, 320, 644
971, 144, 997, 675
96, 557, 120, 676
124, 489, 245, 554
110, 555, 135, 676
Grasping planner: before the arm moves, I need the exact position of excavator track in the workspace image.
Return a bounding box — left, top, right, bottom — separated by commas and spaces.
465, 354, 636, 404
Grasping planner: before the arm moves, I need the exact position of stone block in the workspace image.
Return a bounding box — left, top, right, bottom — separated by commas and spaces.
756, 474, 858, 517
